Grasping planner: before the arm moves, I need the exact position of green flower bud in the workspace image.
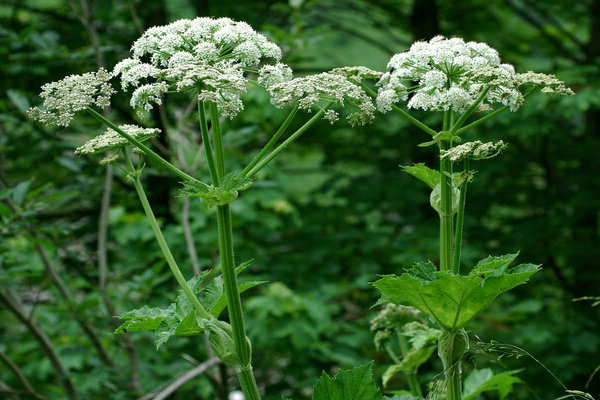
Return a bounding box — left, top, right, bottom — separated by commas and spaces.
430, 183, 460, 215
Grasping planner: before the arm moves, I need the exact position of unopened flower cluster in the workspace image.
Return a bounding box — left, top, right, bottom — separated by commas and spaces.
112, 17, 283, 117
376, 36, 573, 114
28, 69, 114, 126
440, 140, 507, 162
75, 124, 160, 155
264, 71, 376, 126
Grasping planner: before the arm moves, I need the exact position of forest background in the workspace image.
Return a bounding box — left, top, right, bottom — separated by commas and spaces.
0, 0, 598, 399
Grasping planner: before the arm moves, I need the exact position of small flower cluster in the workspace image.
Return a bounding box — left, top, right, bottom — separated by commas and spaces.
330, 66, 383, 84
112, 17, 283, 117
265, 72, 376, 126
370, 304, 423, 351
376, 36, 572, 114
28, 69, 114, 126
74, 124, 160, 155
439, 140, 507, 162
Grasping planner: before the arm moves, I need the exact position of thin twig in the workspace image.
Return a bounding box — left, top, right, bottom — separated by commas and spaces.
0, 350, 49, 400
138, 357, 220, 400
0, 288, 80, 400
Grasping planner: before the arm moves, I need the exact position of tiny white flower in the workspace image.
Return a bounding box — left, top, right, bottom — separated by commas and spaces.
266, 72, 375, 126
111, 17, 283, 117
130, 82, 169, 114
28, 68, 114, 127
257, 63, 293, 88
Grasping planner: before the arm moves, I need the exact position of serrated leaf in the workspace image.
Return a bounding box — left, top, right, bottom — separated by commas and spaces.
115, 305, 175, 333
462, 368, 523, 400
154, 315, 179, 349
312, 362, 382, 400
374, 255, 540, 330
400, 163, 440, 189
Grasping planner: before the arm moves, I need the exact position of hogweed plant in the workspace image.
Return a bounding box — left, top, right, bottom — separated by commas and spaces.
29, 17, 579, 400
29, 17, 374, 400
367, 36, 574, 399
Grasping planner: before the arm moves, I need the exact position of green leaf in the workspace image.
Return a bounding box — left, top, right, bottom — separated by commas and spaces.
7, 89, 30, 114
115, 269, 263, 349
11, 180, 32, 207
312, 362, 382, 400
114, 305, 175, 333
374, 254, 540, 330
400, 163, 440, 189
0, 203, 12, 219
462, 368, 523, 400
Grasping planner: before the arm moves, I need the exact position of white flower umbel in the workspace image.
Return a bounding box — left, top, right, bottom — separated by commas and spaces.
113, 17, 284, 117
377, 36, 572, 114
266, 72, 376, 126
75, 124, 160, 155
28, 68, 114, 127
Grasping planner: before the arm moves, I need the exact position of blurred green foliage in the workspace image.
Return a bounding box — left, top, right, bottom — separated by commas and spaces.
1, 0, 598, 399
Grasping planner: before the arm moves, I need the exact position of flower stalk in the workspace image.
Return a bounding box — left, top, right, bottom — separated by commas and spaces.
122, 149, 212, 321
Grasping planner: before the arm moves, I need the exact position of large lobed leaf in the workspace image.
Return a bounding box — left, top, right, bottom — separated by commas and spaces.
373, 253, 540, 330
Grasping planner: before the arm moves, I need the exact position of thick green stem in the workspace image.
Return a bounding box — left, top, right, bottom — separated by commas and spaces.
198, 102, 219, 186
452, 159, 470, 275
86, 107, 200, 183
438, 329, 468, 400
438, 137, 454, 272
239, 104, 299, 178
210, 103, 226, 179
123, 150, 211, 320
216, 205, 260, 400
245, 104, 332, 178
208, 105, 260, 399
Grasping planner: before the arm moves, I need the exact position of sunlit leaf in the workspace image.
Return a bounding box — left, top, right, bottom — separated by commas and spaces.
374, 254, 540, 330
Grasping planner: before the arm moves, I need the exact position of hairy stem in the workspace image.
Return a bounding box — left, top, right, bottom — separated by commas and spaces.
216, 204, 260, 400
438, 143, 454, 272
122, 150, 211, 320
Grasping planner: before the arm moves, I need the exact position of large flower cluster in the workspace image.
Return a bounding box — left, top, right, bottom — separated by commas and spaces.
112, 17, 283, 117
265, 72, 376, 126
376, 36, 573, 114
28, 69, 114, 126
